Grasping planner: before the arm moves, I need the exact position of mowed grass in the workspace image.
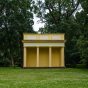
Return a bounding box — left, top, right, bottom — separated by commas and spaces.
0, 68, 88, 88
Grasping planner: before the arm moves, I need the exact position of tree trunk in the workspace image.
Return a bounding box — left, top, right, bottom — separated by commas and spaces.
11, 56, 14, 67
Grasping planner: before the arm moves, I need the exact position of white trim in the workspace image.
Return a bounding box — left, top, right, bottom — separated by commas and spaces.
24, 43, 65, 47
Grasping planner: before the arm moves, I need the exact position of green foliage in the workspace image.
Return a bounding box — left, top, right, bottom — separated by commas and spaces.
37, 0, 88, 68
38, 0, 81, 67
0, 0, 35, 66
77, 36, 88, 65
0, 0, 88, 68
76, 0, 88, 67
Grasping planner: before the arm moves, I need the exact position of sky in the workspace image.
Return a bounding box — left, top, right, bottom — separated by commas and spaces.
33, 0, 45, 31
33, 14, 44, 31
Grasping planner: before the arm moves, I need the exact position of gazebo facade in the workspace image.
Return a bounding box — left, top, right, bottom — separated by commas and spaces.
22, 33, 65, 68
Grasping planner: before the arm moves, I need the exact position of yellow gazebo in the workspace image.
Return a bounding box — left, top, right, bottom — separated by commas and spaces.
22, 33, 65, 68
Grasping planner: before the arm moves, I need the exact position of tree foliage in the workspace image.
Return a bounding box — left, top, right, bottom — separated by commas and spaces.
0, 0, 88, 68
37, 0, 81, 67
0, 0, 35, 66
76, 0, 88, 67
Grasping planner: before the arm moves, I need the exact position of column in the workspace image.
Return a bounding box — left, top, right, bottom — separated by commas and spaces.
37, 47, 39, 67
23, 47, 26, 67
61, 47, 65, 67
49, 47, 52, 67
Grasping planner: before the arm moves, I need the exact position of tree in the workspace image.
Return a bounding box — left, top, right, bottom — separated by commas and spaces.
37, 0, 81, 67
76, 0, 88, 67
0, 0, 35, 66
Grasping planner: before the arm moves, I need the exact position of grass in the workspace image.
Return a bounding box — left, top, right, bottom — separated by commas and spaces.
0, 68, 88, 88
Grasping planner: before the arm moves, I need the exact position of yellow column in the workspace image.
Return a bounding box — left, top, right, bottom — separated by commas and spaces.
23, 47, 26, 67
49, 47, 52, 67
61, 47, 65, 67
37, 47, 39, 67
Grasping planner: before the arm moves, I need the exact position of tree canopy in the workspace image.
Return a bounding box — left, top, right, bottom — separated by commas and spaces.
0, 0, 88, 68
37, 0, 88, 67
0, 0, 35, 66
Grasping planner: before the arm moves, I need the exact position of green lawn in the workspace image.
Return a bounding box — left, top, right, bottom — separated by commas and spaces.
0, 68, 88, 88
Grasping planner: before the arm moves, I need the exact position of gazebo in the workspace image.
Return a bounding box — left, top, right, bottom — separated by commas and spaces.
22, 33, 65, 68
